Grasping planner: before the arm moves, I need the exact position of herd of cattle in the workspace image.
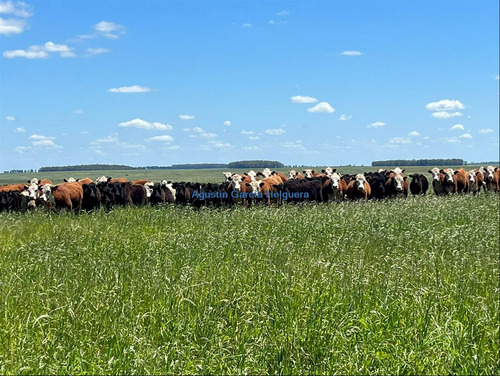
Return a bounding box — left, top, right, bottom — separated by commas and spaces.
0, 166, 499, 213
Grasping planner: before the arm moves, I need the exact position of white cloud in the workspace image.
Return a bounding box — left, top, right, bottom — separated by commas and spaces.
192, 127, 204, 133
265, 128, 285, 135
14, 146, 31, 153
85, 48, 109, 57
93, 134, 119, 144
15, 127, 24, 133
339, 114, 352, 121
368, 121, 386, 128
0, 1, 32, 17
307, 101, 335, 113
0, 17, 25, 34
449, 124, 465, 131
426, 99, 465, 112
431, 111, 463, 119
478, 128, 494, 134
147, 135, 174, 142
200, 132, 217, 139
179, 115, 195, 120
74, 109, 84, 114
94, 21, 125, 39
291, 95, 318, 104
341, 51, 362, 56
460, 133, 472, 139
283, 140, 306, 151
5, 115, 15, 121
29, 134, 54, 141
408, 131, 420, 137
182, 128, 191, 132
242, 23, 252, 28
3, 41, 75, 58
26, 134, 61, 149
118, 118, 172, 130
108, 85, 151, 93
223, 120, 231, 126
240, 130, 254, 135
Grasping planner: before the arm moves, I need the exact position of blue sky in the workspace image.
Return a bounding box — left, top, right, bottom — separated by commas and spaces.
1, 0, 498, 171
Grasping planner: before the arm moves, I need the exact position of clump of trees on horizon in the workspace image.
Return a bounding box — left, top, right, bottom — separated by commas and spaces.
372, 158, 466, 167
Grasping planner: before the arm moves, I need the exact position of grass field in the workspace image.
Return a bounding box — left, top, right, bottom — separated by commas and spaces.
0, 190, 498, 374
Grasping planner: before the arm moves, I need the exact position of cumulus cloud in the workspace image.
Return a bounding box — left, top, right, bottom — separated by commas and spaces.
242, 23, 252, 28
0, 1, 32, 35
5, 115, 15, 121
179, 115, 195, 120
94, 21, 125, 39
291, 95, 318, 104
307, 101, 335, 113
26, 134, 61, 149
223, 120, 231, 126
265, 128, 285, 135
449, 124, 465, 131
460, 133, 472, 139
478, 128, 494, 134
408, 131, 420, 136
15, 127, 24, 133
426, 99, 465, 112
147, 135, 174, 142
368, 121, 386, 128
339, 114, 352, 121
3, 41, 75, 58
108, 85, 151, 93
341, 51, 362, 56
118, 118, 173, 130
431, 111, 463, 119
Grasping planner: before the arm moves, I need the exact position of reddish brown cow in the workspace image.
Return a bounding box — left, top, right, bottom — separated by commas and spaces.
132, 179, 151, 185
108, 177, 128, 183
453, 168, 469, 193
271, 171, 288, 182
346, 174, 371, 200
40, 182, 83, 212
76, 178, 93, 185
0, 183, 27, 192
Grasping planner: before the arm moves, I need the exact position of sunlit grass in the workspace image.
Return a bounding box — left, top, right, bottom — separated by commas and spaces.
0, 193, 498, 374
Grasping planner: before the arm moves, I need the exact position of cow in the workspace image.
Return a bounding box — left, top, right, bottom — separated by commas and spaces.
273, 179, 323, 203
76, 177, 93, 185
391, 167, 406, 175
81, 183, 101, 211
245, 170, 258, 181
39, 182, 83, 212
408, 174, 429, 196
303, 169, 325, 179
428, 167, 447, 196
467, 169, 483, 195
256, 168, 273, 179
365, 172, 386, 200
256, 175, 283, 206
160, 180, 176, 203
271, 171, 288, 182
64, 177, 77, 183
346, 174, 371, 200
0, 191, 22, 212
484, 166, 499, 192
222, 172, 233, 182
321, 167, 336, 177
288, 170, 304, 180
132, 179, 152, 185
0, 183, 27, 193
452, 168, 469, 193
385, 173, 408, 198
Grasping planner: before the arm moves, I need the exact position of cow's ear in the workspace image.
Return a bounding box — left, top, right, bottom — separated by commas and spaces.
107, 177, 112, 182
302, 170, 306, 173
401, 169, 405, 173
26, 180, 30, 183
52, 185, 58, 192
271, 171, 277, 175
427, 170, 432, 174
454, 170, 459, 175
63, 178, 68, 182
403, 176, 407, 181
321, 169, 325, 173
259, 182, 265, 188
409, 174, 413, 178
24, 184, 29, 189
312, 170, 316, 173
82, 184, 89, 190
439, 169, 444, 173
495, 167, 499, 172
245, 183, 251, 187
332, 169, 336, 173
76, 178, 81, 182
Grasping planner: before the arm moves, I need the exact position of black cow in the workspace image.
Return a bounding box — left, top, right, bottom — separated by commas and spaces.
274, 179, 323, 203
0, 191, 22, 212
366, 172, 386, 200
81, 183, 101, 211
408, 174, 429, 195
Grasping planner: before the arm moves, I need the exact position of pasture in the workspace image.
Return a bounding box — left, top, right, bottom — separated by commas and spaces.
0, 169, 498, 374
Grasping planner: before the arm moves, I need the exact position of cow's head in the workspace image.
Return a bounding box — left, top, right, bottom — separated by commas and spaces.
485, 166, 495, 181
391, 167, 405, 175
355, 174, 367, 191
322, 167, 335, 177
24, 182, 39, 201
222, 172, 233, 181
95, 176, 108, 184
393, 174, 406, 192
442, 168, 454, 183
64, 177, 76, 183
303, 169, 314, 179
27, 178, 39, 185
245, 180, 261, 195
246, 170, 257, 181
467, 170, 477, 183
230, 174, 244, 192
329, 172, 342, 188
428, 167, 441, 181
38, 183, 54, 202
288, 170, 298, 180
82, 183, 101, 201
144, 182, 154, 198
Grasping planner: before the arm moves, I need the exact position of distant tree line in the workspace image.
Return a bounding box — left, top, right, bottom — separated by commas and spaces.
372, 159, 465, 167
228, 160, 284, 169
3, 169, 36, 174
39, 164, 137, 172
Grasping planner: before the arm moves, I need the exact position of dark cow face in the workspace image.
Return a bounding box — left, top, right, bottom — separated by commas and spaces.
82, 183, 100, 200
100, 186, 115, 209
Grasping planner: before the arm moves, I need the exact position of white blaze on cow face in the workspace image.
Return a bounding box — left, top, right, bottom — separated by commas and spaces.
222, 172, 233, 182
64, 177, 76, 182
330, 172, 341, 188
144, 182, 154, 198
303, 169, 313, 179
288, 170, 297, 179
39, 184, 53, 202
96, 176, 108, 184
429, 167, 441, 181
260, 168, 272, 178
161, 180, 176, 201
485, 166, 495, 180
468, 170, 477, 183
355, 174, 367, 191
392, 167, 405, 175
231, 174, 244, 192
443, 168, 454, 183
246, 170, 257, 181
25, 183, 39, 200
246, 180, 261, 195
28, 178, 39, 185
323, 167, 334, 177
394, 174, 405, 191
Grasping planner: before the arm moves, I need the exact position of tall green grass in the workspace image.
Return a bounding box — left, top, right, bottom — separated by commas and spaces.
0, 194, 498, 374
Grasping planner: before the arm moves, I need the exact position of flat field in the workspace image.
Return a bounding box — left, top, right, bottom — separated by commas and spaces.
0, 178, 498, 374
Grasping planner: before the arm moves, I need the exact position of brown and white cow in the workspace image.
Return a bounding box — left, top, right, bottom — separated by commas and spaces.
346, 173, 371, 200
302, 169, 325, 179
428, 167, 447, 195
467, 169, 483, 195
39, 182, 83, 212
484, 166, 500, 192
288, 170, 304, 180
